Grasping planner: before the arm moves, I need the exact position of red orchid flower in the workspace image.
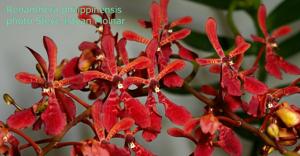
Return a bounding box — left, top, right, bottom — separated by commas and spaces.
7, 36, 81, 135
71, 118, 134, 156
128, 39, 191, 142
245, 86, 300, 118
196, 18, 263, 96
123, 0, 192, 88
0, 122, 20, 156
168, 114, 242, 156
80, 34, 152, 131
251, 4, 300, 79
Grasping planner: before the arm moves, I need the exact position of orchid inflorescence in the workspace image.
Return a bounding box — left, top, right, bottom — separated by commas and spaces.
1, 1, 300, 156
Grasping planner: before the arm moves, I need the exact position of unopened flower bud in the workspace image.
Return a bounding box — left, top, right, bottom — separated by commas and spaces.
276, 102, 300, 127
267, 123, 279, 138
3, 93, 15, 106
3, 93, 22, 111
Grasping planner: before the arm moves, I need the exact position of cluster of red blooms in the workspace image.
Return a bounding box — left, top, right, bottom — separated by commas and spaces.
1, 0, 300, 156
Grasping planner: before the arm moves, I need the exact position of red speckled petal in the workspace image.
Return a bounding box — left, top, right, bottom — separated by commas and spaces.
7, 108, 36, 129
43, 36, 57, 82
121, 92, 151, 128
122, 31, 150, 44
257, 4, 268, 37
205, 18, 225, 58
196, 58, 221, 66
243, 77, 268, 95
157, 92, 192, 125
102, 35, 117, 75
170, 16, 192, 28
160, 28, 191, 46
119, 56, 151, 76
156, 60, 185, 81
117, 38, 129, 65
106, 117, 135, 140
41, 94, 66, 135
150, 2, 161, 39
15, 72, 45, 84
271, 25, 291, 38
218, 125, 242, 156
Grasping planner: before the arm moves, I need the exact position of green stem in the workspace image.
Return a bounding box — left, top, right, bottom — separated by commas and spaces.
227, 0, 240, 36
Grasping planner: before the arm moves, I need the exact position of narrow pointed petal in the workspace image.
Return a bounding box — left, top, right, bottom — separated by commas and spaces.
43, 36, 57, 82
250, 35, 265, 43
218, 125, 242, 156
102, 35, 117, 75
121, 92, 151, 128
103, 90, 119, 131
15, 72, 45, 84
258, 4, 269, 37
196, 58, 221, 66
123, 31, 150, 44
278, 59, 300, 75
170, 16, 192, 28
175, 42, 198, 61
160, 0, 169, 24
156, 60, 185, 81
117, 38, 129, 65
157, 92, 192, 125
106, 117, 135, 140
271, 26, 291, 38
145, 39, 159, 78
243, 77, 268, 95
54, 75, 83, 88
184, 118, 199, 133
7, 108, 36, 129
206, 18, 225, 58
119, 56, 151, 76
150, 2, 161, 39
228, 36, 250, 58
200, 85, 217, 96
194, 144, 214, 156
26, 46, 48, 75
41, 94, 66, 135
167, 128, 185, 137
81, 71, 113, 82
160, 29, 191, 46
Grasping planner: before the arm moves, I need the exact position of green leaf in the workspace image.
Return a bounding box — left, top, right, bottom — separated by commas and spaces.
188, 0, 261, 10
188, 0, 233, 10
267, 0, 300, 30
278, 32, 300, 58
